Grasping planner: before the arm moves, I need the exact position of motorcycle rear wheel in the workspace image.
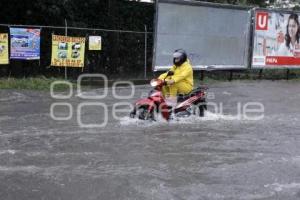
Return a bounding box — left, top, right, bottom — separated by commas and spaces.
194, 100, 207, 117
199, 105, 205, 117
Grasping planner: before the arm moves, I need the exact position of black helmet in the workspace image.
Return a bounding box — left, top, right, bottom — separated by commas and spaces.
173, 49, 187, 66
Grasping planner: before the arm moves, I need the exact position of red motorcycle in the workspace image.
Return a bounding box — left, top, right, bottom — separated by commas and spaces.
130, 73, 208, 121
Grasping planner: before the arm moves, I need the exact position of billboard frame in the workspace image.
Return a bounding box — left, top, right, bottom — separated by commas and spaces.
152, 0, 253, 71
251, 8, 300, 69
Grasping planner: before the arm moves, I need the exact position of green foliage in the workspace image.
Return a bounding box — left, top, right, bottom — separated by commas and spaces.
1, 0, 297, 80
293, 5, 300, 11
0, 77, 75, 90
0, 0, 154, 79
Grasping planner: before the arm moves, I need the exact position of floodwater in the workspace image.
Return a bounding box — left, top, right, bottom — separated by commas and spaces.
0, 80, 300, 200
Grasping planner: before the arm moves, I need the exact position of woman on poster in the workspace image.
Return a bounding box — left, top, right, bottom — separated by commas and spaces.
277, 13, 300, 56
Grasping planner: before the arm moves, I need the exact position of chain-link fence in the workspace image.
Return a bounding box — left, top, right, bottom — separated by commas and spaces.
0, 24, 154, 80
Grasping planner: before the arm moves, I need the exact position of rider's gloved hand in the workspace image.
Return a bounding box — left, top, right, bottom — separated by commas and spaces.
166, 79, 175, 85
167, 71, 174, 76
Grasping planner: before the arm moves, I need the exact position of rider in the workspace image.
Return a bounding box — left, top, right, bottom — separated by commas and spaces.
158, 49, 193, 100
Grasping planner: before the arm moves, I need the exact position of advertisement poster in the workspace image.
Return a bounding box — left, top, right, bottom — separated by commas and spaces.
0, 33, 9, 64
51, 35, 85, 67
10, 28, 40, 60
253, 11, 300, 67
89, 36, 102, 50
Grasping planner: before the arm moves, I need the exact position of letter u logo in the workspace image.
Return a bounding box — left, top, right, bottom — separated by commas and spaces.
256, 12, 268, 30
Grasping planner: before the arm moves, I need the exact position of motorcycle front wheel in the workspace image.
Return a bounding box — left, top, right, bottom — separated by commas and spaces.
136, 106, 156, 121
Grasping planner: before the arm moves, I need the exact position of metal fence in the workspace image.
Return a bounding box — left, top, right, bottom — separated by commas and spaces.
0, 23, 153, 79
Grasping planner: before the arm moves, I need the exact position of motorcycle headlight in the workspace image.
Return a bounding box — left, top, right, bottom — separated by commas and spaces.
150, 80, 158, 87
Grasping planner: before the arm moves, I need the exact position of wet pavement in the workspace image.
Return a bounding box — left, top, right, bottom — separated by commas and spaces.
1, 80, 300, 200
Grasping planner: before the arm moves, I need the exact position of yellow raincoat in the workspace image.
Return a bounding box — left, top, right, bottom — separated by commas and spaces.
158, 60, 193, 97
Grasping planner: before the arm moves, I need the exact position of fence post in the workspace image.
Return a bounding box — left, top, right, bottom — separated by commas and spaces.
64, 19, 68, 80
144, 25, 147, 79
200, 70, 205, 81
259, 69, 263, 79
229, 70, 233, 81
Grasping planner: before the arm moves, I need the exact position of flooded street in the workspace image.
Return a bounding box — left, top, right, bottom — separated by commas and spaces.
1, 80, 300, 200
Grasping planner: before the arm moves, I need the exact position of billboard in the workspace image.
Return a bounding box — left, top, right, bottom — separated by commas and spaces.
0, 33, 9, 64
51, 35, 86, 68
10, 28, 40, 60
252, 10, 300, 68
153, 0, 252, 71
89, 36, 102, 50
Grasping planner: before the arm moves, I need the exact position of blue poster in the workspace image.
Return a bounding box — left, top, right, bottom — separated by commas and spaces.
10, 28, 40, 60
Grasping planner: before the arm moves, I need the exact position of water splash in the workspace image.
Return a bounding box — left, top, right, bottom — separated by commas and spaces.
0, 150, 16, 155
119, 111, 243, 126
264, 182, 300, 192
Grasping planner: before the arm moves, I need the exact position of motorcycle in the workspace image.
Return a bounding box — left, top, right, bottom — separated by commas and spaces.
130, 72, 208, 121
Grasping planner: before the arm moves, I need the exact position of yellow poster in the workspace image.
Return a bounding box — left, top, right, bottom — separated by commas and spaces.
0, 33, 9, 64
51, 35, 85, 67
89, 36, 102, 50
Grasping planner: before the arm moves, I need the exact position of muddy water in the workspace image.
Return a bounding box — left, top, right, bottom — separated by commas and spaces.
0, 80, 300, 200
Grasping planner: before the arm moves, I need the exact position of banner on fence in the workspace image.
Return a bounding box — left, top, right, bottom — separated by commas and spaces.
51, 35, 85, 67
10, 28, 40, 60
0, 33, 9, 64
252, 10, 300, 68
89, 36, 101, 50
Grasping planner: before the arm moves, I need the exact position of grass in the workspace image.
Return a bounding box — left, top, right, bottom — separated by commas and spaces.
193, 68, 300, 84
0, 77, 76, 91
2, 69, 300, 91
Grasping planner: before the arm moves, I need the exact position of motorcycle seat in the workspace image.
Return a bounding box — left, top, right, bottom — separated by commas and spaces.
177, 86, 207, 102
